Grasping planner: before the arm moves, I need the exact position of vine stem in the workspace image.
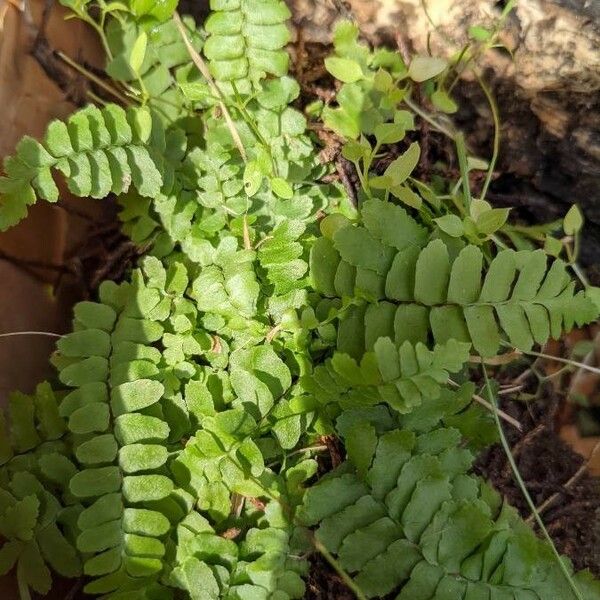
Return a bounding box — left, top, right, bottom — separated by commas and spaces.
481, 365, 584, 600
313, 536, 368, 600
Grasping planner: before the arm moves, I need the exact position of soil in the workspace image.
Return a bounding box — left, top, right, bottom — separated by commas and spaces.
306, 554, 356, 600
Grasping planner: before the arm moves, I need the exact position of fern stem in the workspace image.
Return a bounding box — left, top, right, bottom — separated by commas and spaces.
86, 90, 107, 106
571, 261, 590, 289
230, 84, 277, 174
17, 570, 31, 600
455, 132, 472, 212
403, 97, 455, 140
403, 96, 472, 213
482, 365, 585, 600
313, 536, 368, 600
173, 12, 247, 162
448, 378, 521, 430
73, 10, 113, 61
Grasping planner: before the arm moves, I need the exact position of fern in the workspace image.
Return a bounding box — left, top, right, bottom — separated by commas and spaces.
310, 199, 598, 358
52, 258, 210, 596
105, 16, 204, 122
172, 344, 294, 514
299, 393, 600, 599
119, 80, 327, 258
169, 510, 307, 599
167, 463, 312, 600
303, 338, 471, 414
48, 249, 311, 596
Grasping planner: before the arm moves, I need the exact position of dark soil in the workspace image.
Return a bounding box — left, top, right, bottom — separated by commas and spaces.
63, 201, 150, 297
306, 554, 355, 600
1, 198, 146, 298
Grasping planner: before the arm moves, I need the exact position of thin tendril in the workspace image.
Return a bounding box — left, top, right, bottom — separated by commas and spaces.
501, 344, 600, 376
0, 331, 63, 339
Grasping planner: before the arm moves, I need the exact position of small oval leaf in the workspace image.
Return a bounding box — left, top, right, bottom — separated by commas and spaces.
408, 56, 447, 82
324, 57, 364, 83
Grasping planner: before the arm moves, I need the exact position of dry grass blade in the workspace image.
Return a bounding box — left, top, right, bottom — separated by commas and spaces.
173, 12, 247, 162
469, 350, 523, 365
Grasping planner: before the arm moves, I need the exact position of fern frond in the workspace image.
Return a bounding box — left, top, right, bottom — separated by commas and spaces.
191, 241, 261, 321
172, 343, 296, 517
311, 199, 598, 357
304, 338, 470, 414
54, 258, 209, 596
299, 399, 600, 599
0, 480, 81, 597
204, 0, 292, 94
331, 337, 469, 413
0, 1, 598, 597
172, 409, 269, 522
0, 104, 164, 231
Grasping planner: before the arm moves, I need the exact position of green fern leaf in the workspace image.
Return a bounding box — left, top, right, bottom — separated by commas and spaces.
0, 385, 81, 595
300, 403, 599, 599
313, 221, 599, 357
0, 104, 164, 231
46, 260, 219, 596
317, 337, 470, 413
